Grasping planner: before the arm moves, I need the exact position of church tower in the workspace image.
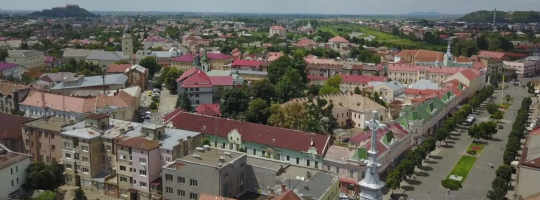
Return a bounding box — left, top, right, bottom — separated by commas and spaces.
359, 111, 385, 200
443, 37, 453, 67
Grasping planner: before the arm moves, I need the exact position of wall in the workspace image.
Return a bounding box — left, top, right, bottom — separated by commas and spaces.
0, 157, 30, 199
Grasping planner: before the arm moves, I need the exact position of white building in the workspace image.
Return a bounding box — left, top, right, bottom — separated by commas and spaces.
0, 145, 31, 199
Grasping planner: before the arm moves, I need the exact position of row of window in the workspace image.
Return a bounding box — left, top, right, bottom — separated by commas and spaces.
164, 174, 198, 186
165, 187, 198, 199
119, 176, 148, 187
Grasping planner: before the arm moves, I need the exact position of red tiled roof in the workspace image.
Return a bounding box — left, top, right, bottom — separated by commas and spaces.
106, 64, 131, 73
0, 80, 28, 95
165, 111, 331, 155
207, 53, 232, 60
271, 26, 285, 31
195, 104, 221, 117
478, 50, 506, 60
388, 64, 466, 75
231, 59, 263, 69
176, 68, 200, 83
0, 113, 30, 140
459, 69, 481, 81
180, 70, 213, 88
296, 38, 317, 47
272, 190, 302, 200
328, 36, 349, 43
209, 76, 233, 86
172, 54, 195, 63
20, 90, 96, 113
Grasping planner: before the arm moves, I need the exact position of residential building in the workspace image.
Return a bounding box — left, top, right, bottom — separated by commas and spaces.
517, 127, 540, 200
0, 80, 29, 114
60, 115, 202, 200
162, 148, 247, 200
0, 62, 26, 80
176, 68, 233, 106
34, 72, 77, 89
22, 117, 73, 163
295, 38, 317, 49
0, 113, 30, 152
503, 56, 540, 78
328, 36, 351, 54
106, 64, 149, 89
6, 50, 45, 69
368, 81, 405, 103
269, 26, 286, 37
170, 53, 232, 71
0, 145, 31, 200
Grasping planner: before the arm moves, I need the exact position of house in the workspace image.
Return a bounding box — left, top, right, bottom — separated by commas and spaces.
107, 64, 149, 89
22, 117, 74, 163
395, 49, 444, 66
6, 50, 45, 69
19, 90, 97, 120
0, 113, 31, 152
164, 110, 331, 169
368, 81, 405, 103
176, 68, 234, 106
269, 26, 286, 37
328, 36, 351, 54
170, 52, 233, 71
86, 50, 130, 66
0, 80, 29, 114
503, 56, 540, 78
339, 75, 387, 92
387, 64, 468, 84
0, 145, 31, 200
231, 59, 266, 71
295, 38, 317, 49
34, 72, 77, 89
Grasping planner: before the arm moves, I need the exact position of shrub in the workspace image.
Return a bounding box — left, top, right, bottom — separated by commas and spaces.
441, 179, 462, 190
467, 150, 477, 155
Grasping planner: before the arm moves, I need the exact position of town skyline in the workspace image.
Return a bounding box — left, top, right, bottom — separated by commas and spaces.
4, 0, 540, 15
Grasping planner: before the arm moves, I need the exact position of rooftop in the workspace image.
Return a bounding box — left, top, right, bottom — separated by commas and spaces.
51, 74, 127, 90
24, 116, 73, 133
174, 147, 245, 168
0, 113, 31, 140
0, 148, 30, 170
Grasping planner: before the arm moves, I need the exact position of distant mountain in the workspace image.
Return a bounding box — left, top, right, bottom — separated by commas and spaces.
460, 10, 540, 23
405, 12, 443, 17
29, 5, 96, 18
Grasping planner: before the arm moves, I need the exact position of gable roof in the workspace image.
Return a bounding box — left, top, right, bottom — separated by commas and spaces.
195, 104, 221, 117
180, 70, 213, 88
231, 59, 263, 69
328, 36, 349, 43
106, 64, 131, 73
459, 69, 481, 81
20, 90, 96, 113
164, 111, 331, 155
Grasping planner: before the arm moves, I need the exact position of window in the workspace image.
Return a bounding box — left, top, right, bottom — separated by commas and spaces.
262, 150, 265, 157
286, 155, 290, 161
177, 176, 185, 184
139, 158, 147, 163
165, 187, 173, 193
165, 174, 173, 182
120, 177, 128, 182
82, 168, 89, 173
252, 149, 256, 155
190, 193, 198, 199
296, 157, 300, 164
82, 156, 88, 162
81, 146, 88, 151
120, 166, 126, 171
74, 153, 79, 160
307, 160, 310, 167
315, 161, 318, 168
65, 153, 72, 158
105, 145, 112, 151
65, 164, 72, 169
177, 190, 185, 196
139, 170, 147, 176
189, 179, 198, 186
10, 168, 13, 174
139, 182, 147, 187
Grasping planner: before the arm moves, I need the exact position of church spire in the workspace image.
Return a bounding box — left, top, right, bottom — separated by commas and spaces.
358, 110, 385, 200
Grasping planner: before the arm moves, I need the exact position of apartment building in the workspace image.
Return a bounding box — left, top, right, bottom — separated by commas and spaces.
0, 146, 31, 200
22, 117, 73, 163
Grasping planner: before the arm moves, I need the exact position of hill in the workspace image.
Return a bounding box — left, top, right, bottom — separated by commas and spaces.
460, 10, 540, 23
29, 5, 96, 18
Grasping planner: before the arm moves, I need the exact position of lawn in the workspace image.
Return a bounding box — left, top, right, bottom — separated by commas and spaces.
448, 155, 477, 181
467, 143, 486, 155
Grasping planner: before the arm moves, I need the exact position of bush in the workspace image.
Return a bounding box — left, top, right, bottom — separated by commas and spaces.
467, 150, 477, 155
441, 179, 462, 190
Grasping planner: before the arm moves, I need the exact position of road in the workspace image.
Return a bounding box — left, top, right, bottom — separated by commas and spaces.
389, 85, 528, 200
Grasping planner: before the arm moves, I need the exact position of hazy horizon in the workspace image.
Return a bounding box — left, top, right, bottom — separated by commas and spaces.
3, 0, 540, 15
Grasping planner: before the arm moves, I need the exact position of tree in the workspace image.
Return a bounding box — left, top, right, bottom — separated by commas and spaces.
268, 102, 307, 130
0, 48, 7, 61
268, 56, 292, 84
468, 124, 482, 142
319, 75, 342, 95
487, 103, 499, 115
249, 79, 276, 101
74, 188, 88, 200
139, 56, 161, 78
158, 67, 183, 93
246, 98, 271, 124
33, 190, 56, 200
176, 92, 192, 112
386, 169, 402, 195
220, 87, 250, 118
24, 161, 64, 190
275, 68, 305, 103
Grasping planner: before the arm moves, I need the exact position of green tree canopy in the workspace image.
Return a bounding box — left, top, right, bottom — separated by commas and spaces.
139, 56, 161, 78
220, 87, 250, 118
246, 98, 271, 124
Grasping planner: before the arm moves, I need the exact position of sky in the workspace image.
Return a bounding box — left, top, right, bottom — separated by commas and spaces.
3, 0, 540, 15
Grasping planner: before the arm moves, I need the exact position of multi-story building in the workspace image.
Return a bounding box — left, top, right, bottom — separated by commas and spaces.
0, 80, 29, 114
0, 145, 31, 200
162, 147, 247, 200
106, 64, 149, 89
164, 110, 331, 170
60, 114, 202, 200
176, 68, 233, 106
6, 50, 45, 69
387, 64, 467, 84
0, 113, 30, 153
22, 117, 73, 163
503, 56, 540, 78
